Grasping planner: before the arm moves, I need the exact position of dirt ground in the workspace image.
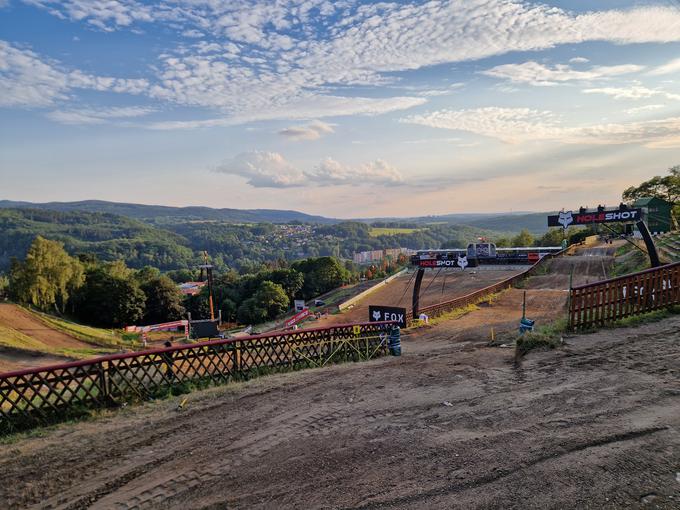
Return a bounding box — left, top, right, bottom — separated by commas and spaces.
318, 268, 522, 326
0, 304, 93, 373
2, 298, 679, 509
3, 242, 678, 509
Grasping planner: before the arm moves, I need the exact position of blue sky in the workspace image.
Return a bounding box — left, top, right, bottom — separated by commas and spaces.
1, 0, 679, 218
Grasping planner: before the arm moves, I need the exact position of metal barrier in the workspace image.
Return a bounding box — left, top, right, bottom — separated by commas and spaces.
409, 248, 570, 324
0, 321, 394, 434
569, 261, 680, 330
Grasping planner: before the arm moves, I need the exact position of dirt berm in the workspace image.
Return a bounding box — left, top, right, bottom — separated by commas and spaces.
1, 309, 679, 509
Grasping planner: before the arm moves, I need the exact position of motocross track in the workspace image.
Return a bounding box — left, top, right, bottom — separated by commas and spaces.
319, 268, 523, 326
0, 304, 92, 372
3, 243, 678, 509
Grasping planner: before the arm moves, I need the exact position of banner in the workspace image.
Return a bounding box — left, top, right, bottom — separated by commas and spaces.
369, 305, 407, 328
548, 208, 642, 228
284, 308, 310, 328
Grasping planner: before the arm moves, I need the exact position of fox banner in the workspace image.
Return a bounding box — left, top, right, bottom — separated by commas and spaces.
548, 207, 642, 228
369, 305, 407, 328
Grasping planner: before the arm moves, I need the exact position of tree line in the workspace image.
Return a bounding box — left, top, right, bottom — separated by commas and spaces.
5, 236, 358, 328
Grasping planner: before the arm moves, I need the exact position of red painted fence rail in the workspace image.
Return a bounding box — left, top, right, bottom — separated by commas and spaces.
0, 321, 394, 434
569, 261, 680, 330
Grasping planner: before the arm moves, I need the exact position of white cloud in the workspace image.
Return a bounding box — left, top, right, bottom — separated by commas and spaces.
583, 85, 680, 100
216, 151, 305, 188
625, 104, 666, 115
482, 61, 643, 86
310, 158, 403, 185
401, 107, 680, 148
569, 57, 589, 64
215, 151, 404, 188
12, 1, 680, 127
648, 57, 680, 76
46, 106, 155, 125
146, 95, 426, 129
0, 41, 149, 107
181, 29, 204, 38
278, 120, 334, 141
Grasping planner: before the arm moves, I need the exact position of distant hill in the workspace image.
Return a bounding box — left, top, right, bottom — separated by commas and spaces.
0, 199, 552, 232
0, 200, 337, 225
0, 208, 195, 271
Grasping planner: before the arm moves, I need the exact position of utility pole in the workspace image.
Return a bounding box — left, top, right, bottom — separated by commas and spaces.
200, 251, 215, 320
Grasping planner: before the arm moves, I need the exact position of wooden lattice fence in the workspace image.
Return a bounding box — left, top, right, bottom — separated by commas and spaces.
0, 321, 394, 434
569, 261, 680, 330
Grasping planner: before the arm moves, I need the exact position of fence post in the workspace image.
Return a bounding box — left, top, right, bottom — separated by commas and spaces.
97, 361, 109, 404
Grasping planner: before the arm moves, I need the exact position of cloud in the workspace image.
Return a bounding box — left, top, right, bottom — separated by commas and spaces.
583, 85, 680, 100
278, 120, 334, 141
0, 41, 149, 107
310, 158, 403, 185
482, 61, 643, 86
401, 107, 680, 148
648, 57, 680, 76
625, 104, 666, 115
146, 95, 426, 129
215, 151, 404, 188
12, 1, 680, 127
215, 151, 305, 187
569, 57, 589, 64
45, 106, 155, 125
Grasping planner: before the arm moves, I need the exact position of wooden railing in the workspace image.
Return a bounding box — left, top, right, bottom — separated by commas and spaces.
569, 262, 680, 330
0, 322, 394, 434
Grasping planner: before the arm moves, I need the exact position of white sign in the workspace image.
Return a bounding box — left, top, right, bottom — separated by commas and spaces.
294, 299, 306, 312
457, 255, 468, 269
558, 210, 574, 229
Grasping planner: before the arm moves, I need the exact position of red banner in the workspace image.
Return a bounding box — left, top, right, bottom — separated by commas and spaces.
284, 308, 310, 327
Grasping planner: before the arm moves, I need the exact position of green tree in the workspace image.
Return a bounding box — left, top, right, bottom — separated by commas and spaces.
292, 257, 350, 299
494, 237, 511, 248
511, 229, 534, 247
622, 166, 679, 212
72, 268, 146, 327
135, 266, 161, 285
536, 228, 568, 247
0, 273, 9, 298
236, 298, 268, 325
140, 276, 185, 325
254, 281, 289, 318
9, 236, 84, 312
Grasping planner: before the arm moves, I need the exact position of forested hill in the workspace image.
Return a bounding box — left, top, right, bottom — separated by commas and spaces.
0, 208, 196, 271
0, 208, 517, 273
0, 200, 337, 225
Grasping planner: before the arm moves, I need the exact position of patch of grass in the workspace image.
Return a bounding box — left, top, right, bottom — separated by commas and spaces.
610, 244, 649, 277
515, 318, 568, 358
607, 305, 680, 329
368, 227, 424, 237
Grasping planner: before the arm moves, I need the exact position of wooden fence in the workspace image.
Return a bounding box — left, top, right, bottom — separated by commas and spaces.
569, 261, 680, 330
408, 248, 570, 324
0, 321, 394, 434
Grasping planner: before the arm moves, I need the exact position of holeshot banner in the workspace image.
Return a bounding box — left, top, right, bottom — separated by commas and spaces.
548, 208, 642, 228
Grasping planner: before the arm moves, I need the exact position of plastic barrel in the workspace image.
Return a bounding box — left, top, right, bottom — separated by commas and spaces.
519, 317, 535, 334
389, 326, 401, 356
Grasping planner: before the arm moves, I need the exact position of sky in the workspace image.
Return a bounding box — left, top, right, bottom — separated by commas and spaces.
1, 0, 679, 218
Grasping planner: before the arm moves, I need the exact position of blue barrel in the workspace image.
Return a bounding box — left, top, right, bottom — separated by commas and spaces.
519, 317, 535, 334
388, 326, 401, 356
